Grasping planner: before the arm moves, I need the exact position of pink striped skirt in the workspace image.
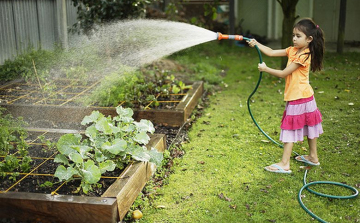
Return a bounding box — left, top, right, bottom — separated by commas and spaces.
280, 95, 323, 143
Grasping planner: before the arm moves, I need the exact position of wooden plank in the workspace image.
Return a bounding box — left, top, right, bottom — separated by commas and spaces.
148, 134, 166, 153
102, 133, 166, 220
1, 103, 97, 124
102, 162, 154, 220
176, 81, 204, 122
135, 109, 184, 127
0, 192, 118, 223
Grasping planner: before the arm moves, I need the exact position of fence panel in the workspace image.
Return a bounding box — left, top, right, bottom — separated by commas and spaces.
66, 0, 78, 28
0, 0, 78, 65
0, 1, 18, 63
12, 0, 40, 52
37, 0, 57, 50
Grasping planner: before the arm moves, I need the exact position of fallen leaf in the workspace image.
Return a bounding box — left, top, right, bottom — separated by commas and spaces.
344, 89, 350, 92
229, 204, 237, 209
218, 193, 232, 202
301, 146, 308, 151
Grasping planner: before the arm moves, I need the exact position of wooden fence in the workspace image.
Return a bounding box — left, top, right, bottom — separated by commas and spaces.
0, 0, 78, 65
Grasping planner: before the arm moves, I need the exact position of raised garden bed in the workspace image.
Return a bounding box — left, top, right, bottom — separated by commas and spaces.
0, 79, 203, 127
0, 72, 201, 222
0, 131, 166, 223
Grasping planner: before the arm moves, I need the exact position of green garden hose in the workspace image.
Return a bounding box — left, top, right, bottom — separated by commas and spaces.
298, 170, 359, 223
244, 39, 359, 223
246, 44, 284, 148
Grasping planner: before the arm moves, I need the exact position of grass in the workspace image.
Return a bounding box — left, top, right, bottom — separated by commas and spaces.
133, 42, 360, 222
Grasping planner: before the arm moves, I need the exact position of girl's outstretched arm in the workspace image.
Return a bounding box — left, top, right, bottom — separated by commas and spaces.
247, 39, 287, 57
258, 62, 300, 78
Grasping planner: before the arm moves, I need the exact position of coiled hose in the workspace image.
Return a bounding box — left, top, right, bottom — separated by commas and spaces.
246, 42, 359, 223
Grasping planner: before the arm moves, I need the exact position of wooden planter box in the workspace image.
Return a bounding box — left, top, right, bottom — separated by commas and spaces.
0, 134, 166, 223
1, 81, 204, 127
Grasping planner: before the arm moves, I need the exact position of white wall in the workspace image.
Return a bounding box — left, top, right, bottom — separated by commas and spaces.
236, 0, 359, 42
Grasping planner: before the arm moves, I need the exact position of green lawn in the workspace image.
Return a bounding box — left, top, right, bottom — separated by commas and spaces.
134, 42, 360, 222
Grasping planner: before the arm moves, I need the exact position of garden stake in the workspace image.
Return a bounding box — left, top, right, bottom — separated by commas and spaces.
217, 33, 359, 223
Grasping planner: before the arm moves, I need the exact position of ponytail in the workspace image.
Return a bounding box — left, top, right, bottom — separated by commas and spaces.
294, 19, 325, 72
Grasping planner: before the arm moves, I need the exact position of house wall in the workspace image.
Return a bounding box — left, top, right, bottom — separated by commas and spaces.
313, 0, 360, 42
236, 0, 359, 42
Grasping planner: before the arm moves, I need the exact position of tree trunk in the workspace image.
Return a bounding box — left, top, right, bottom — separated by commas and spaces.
277, 0, 299, 68
337, 0, 347, 53
229, 0, 235, 46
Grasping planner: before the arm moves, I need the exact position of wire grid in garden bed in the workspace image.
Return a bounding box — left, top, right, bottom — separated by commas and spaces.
0, 79, 188, 108
0, 131, 122, 196
0, 131, 166, 222
0, 79, 100, 106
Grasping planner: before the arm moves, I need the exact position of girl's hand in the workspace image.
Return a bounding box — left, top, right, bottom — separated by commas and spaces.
247, 39, 257, 47
258, 62, 267, 72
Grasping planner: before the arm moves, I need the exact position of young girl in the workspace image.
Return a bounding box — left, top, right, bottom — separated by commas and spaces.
247, 18, 325, 173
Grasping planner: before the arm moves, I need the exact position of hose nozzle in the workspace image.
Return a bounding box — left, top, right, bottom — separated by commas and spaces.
217, 32, 245, 41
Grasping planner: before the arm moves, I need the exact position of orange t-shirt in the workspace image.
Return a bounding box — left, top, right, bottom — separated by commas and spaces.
284, 47, 314, 101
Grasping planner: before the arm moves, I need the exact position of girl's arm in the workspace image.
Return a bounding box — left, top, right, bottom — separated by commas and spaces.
247, 39, 287, 57
258, 62, 300, 78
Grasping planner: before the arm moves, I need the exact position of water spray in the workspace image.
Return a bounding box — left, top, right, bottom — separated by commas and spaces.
217, 33, 358, 223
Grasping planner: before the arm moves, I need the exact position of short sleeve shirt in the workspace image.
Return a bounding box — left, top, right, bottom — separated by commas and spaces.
284, 47, 314, 101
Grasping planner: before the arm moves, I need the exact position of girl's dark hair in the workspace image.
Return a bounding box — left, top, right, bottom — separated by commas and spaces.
294, 18, 325, 72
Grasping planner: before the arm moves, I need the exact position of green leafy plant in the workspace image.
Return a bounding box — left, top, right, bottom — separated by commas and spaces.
8, 172, 20, 182
54, 106, 163, 194
39, 181, 54, 188
85, 67, 191, 108
70, 0, 154, 34
38, 135, 57, 153
0, 108, 32, 179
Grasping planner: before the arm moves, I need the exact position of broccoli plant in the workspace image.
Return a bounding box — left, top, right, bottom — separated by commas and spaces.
54, 106, 163, 194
